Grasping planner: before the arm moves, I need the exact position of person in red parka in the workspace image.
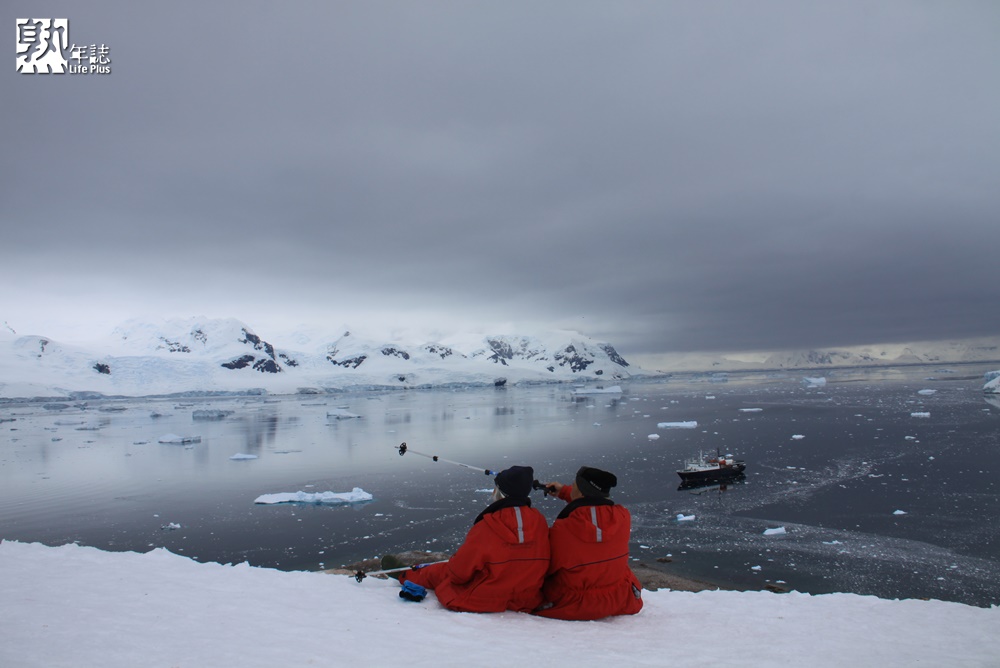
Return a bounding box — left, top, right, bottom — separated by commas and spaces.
535, 466, 643, 621
401, 465, 550, 613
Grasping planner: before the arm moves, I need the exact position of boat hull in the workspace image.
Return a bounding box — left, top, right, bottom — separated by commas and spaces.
676, 462, 746, 483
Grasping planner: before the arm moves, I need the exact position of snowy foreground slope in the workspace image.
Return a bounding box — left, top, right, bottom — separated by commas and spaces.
2, 541, 997, 668
0, 317, 636, 399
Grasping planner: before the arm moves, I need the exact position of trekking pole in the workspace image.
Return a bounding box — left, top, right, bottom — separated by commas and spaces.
395, 442, 498, 476
354, 559, 450, 583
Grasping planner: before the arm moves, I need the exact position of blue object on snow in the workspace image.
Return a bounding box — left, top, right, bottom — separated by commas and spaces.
399, 580, 427, 602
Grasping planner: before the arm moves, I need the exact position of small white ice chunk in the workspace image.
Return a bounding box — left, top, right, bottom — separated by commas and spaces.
676, 514, 695, 522
229, 453, 258, 460
791, 434, 805, 440
893, 509, 908, 515
917, 389, 937, 395
658, 421, 698, 429
911, 412, 930, 418
647, 434, 660, 440
763, 527, 787, 536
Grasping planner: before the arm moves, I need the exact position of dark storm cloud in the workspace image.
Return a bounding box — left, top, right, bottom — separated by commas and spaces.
3, 1, 999, 355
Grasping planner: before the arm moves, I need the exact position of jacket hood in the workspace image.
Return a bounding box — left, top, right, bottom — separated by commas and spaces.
480, 504, 544, 546
559, 500, 630, 545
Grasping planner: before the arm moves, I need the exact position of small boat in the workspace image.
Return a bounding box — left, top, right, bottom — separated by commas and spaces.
677, 450, 746, 484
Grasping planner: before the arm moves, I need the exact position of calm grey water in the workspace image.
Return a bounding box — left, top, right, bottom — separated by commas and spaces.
2, 365, 999, 606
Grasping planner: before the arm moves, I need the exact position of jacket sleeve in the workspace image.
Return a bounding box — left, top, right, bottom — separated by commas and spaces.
557, 484, 573, 503
443, 522, 490, 586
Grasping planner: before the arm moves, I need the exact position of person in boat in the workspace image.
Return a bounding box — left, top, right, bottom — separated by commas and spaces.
400, 465, 550, 613
534, 466, 643, 621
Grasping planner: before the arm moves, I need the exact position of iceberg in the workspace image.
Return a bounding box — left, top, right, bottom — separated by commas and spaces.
158, 434, 201, 444
254, 487, 373, 505
985, 371, 1000, 394
192, 409, 234, 421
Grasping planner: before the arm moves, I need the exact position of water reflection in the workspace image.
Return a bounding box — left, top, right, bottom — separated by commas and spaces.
677, 474, 747, 493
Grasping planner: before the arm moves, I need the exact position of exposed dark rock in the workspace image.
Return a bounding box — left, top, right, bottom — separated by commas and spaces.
239, 328, 276, 358
221, 355, 255, 370
158, 337, 191, 353
424, 345, 455, 359
278, 353, 298, 367
191, 328, 207, 344
494, 377, 507, 387
93, 362, 111, 375
252, 358, 281, 373
328, 354, 367, 369
554, 345, 594, 372
381, 346, 410, 360
600, 344, 629, 367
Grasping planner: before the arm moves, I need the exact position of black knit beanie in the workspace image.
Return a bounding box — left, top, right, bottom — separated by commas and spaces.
575, 466, 617, 498
494, 465, 534, 499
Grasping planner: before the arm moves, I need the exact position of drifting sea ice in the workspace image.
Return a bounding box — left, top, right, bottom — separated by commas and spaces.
192, 409, 234, 421
229, 453, 258, 460
327, 408, 362, 419
253, 488, 373, 505
658, 421, 698, 429
911, 412, 931, 418
764, 527, 787, 536
158, 434, 201, 444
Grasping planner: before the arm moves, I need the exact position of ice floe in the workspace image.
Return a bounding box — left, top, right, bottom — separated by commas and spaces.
253, 488, 373, 505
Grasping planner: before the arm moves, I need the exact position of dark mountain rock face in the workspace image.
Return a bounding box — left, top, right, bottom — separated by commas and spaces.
328, 353, 368, 369
600, 344, 629, 368
158, 337, 191, 353
216, 328, 293, 373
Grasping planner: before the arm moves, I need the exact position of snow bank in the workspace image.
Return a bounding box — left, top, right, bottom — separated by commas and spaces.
1, 541, 997, 668
253, 488, 373, 505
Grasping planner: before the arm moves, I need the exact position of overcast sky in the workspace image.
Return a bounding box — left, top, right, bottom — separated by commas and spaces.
3, 1, 999, 362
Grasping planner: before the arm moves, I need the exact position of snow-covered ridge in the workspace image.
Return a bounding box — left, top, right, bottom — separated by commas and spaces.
0, 317, 637, 399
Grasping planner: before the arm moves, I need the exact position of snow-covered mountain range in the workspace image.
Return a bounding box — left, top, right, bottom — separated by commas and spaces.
645, 338, 1000, 374
0, 318, 638, 399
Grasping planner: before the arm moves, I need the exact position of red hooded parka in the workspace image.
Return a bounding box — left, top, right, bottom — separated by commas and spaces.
404, 499, 550, 613
535, 485, 643, 621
